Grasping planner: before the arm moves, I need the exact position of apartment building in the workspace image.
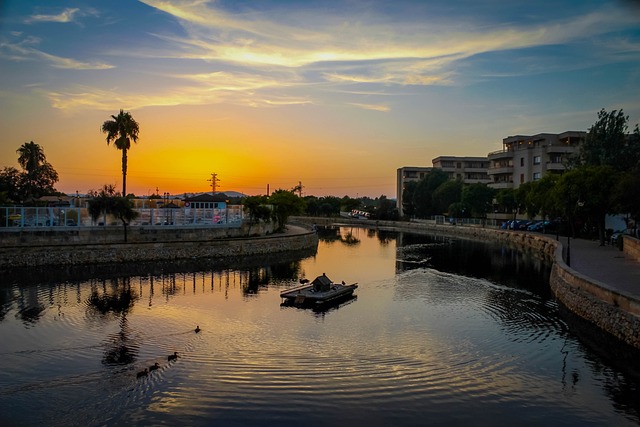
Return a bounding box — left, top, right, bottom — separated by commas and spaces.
431, 156, 490, 183
487, 131, 585, 189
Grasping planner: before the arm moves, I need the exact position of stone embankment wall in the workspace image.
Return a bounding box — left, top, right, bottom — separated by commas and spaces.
0, 222, 273, 246
293, 216, 640, 349
0, 222, 318, 268
623, 235, 640, 262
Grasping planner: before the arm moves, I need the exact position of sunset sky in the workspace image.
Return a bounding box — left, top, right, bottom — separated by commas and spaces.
2, 0, 640, 198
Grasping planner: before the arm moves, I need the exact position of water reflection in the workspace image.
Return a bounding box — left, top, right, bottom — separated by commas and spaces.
1, 226, 640, 427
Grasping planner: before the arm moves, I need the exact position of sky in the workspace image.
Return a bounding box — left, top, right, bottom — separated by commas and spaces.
1, 0, 640, 198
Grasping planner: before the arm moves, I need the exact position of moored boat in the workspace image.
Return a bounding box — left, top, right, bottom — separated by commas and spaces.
280, 274, 357, 308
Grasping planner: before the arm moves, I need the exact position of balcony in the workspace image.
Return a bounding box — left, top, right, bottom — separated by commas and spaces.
488, 149, 514, 160
546, 162, 566, 171
545, 145, 576, 154
488, 182, 513, 190
487, 166, 513, 175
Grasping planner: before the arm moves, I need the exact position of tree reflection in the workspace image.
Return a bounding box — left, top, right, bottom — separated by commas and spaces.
87, 277, 139, 366
16, 286, 46, 326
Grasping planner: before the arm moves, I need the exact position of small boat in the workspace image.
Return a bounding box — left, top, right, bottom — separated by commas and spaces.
280, 274, 357, 308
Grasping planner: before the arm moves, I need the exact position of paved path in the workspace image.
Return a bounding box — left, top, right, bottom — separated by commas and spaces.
561, 236, 640, 299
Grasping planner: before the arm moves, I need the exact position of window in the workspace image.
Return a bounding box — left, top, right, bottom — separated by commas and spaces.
533, 172, 541, 180
520, 158, 524, 167
520, 174, 524, 184
533, 156, 541, 165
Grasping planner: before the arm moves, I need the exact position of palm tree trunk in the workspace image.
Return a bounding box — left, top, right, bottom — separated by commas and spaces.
121, 148, 127, 197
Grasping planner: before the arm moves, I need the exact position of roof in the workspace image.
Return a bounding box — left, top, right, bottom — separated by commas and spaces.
184, 193, 228, 203
312, 274, 332, 287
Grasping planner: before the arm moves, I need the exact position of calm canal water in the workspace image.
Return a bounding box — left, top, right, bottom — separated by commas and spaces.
1, 225, 640, 426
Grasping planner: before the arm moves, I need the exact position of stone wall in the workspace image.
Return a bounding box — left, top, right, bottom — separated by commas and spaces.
623, 235, 640, 262
0, 221, 273, 246
549, 248, 640, 349
0, 223, 318, 268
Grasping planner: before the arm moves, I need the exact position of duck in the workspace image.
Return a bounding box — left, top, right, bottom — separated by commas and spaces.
168, 351, 178, 361
299, 278, 309, 284
195, 325, 201, 333
136, 368, 149, 378
149, 362, 160, 371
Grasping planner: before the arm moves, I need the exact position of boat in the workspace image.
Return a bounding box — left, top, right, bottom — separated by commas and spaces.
280, 274, 358, 308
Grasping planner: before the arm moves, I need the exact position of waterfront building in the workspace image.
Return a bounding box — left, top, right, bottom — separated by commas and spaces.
487, 131, 586, 189
431, 156, 490, 183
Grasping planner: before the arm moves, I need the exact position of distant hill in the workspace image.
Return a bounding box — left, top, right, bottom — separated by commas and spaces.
219, 191, 246, 198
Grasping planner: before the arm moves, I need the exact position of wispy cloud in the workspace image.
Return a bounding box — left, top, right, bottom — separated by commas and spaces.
25, 8, 81, 24
349, 103, 390, 112
0, 36, 113, 70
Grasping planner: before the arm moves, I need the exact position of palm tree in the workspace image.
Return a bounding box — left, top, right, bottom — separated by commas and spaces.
101, 110, 140, 197
16, 141, 58, 200
17, 141, 46, 174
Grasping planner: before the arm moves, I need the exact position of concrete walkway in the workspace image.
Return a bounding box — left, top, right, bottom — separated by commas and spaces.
561, 236, 640, 299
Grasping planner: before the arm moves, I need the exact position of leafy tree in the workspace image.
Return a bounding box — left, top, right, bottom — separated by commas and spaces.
15, 141, 59, 200
461, 183, 496, 219
87, 184, 139, 242
268, 189, 305, 232
0, 167, 22, 203
401, 180, 417, 218
340, 196, 361, 213
374, 195, 398, 220
101, 110, 140, 197
555, 165, 617, 245
432, 180, 463, 215
413, 169, 449, 218
579, 108, 640, 171
448, 201, 471, 218
495, 188, 517, 217
613, 167, 640, 228
243, 195, 271, 232
318, 196, 341, 217
515, 182, 538, 219
529, 174, 561, 221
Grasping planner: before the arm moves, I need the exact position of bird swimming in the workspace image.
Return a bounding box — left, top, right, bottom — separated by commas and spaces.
149, 362, 160, 371
136, 368, 148, 378
195, 325, 201, 333
168, 352, 178, 361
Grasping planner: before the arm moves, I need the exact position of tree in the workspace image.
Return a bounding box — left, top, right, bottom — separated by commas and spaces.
579, 108, 640, 171
461, 183, 496, 219
243, 195, 271, 233
15, 141, 59, 200
87, 184, 139, 242
613, 167, 640, 229
555, 165, 618, 245
268, 189, 305, 232
528, 174, 561, 222
401, 180, 417, 218
374, 195, 398, 220
432, 180, 463, 215
413, 169, 449, 218
101, 110, 140, 197
0, 167, 22, 203
496, 186, 522, 218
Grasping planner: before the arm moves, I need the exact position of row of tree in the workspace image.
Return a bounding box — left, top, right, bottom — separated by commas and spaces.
402, 109, 640, 244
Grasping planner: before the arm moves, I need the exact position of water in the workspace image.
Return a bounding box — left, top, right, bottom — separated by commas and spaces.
1, 225, 639, 426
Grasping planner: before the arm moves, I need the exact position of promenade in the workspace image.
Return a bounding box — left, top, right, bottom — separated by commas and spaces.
564, 236, 640, 299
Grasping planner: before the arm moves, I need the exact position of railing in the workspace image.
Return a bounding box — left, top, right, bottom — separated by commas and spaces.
0, 206, 245, 228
